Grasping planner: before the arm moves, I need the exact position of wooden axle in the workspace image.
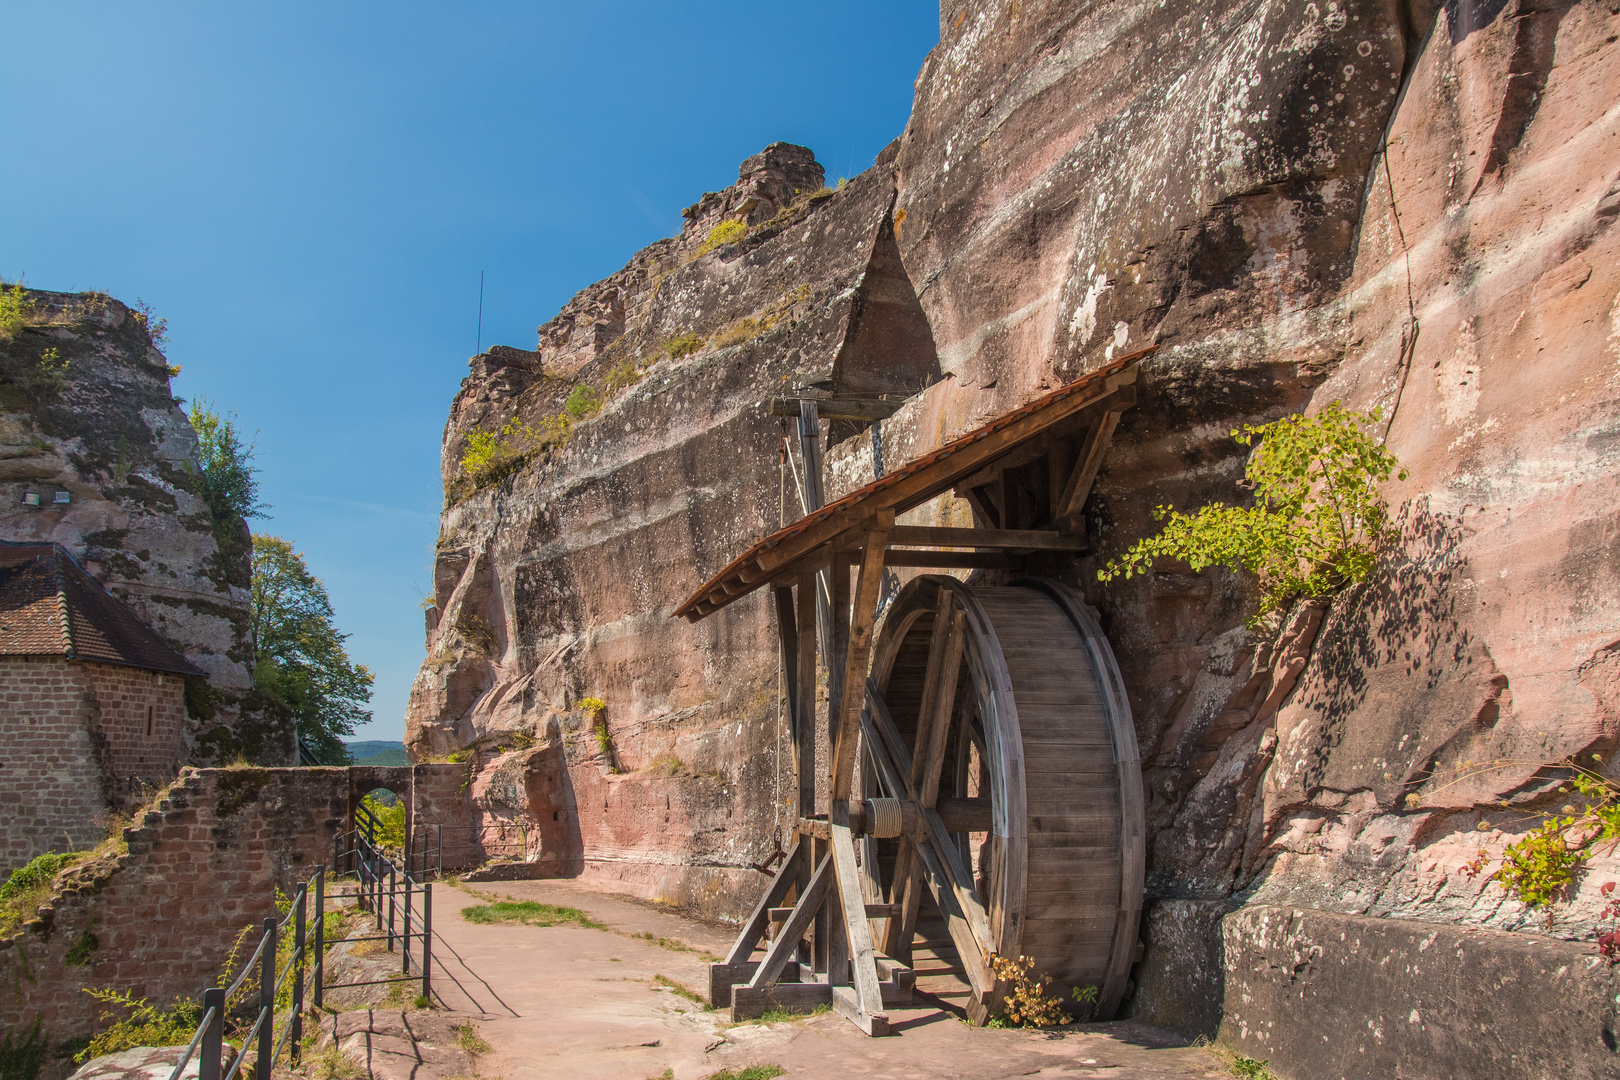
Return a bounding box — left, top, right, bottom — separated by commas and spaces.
795, 796, 992, 840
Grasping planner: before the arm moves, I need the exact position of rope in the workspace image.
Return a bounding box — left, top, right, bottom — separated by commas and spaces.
1379, 138, 1420, 444
866, 798, 904, 839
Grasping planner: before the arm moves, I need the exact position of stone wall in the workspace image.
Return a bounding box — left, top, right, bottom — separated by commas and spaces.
0, 657, 190, 876
0, 764, 472, 1044
0, 656, 112, 871
86, 662, 189, 806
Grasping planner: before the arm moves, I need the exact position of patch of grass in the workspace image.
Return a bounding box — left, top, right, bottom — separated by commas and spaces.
647, 754, 683, 777
630, 931, 719, 961
695, 219, 748, 255
705, 1066, 786, 1080
461, 900, 607, 930
604, 359, 643, 394
1, 851, 86, 937
63, 927, 97, 967
653, 974, 708, 1009
455, 1024, 491, 1056
304, 1046, 366, 1080
1199, 1039, 1277, 1080
660, 333, 706, 361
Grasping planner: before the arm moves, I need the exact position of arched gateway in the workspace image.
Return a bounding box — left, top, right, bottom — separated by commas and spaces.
677, 348, 1151, 1035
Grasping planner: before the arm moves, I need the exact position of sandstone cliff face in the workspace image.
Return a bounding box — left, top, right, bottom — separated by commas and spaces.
413, 0, 1620, 1065
407, 146, 939, 909
0, 289, 286, 764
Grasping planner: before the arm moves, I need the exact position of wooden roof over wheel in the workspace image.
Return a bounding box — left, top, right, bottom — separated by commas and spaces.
676, 345, 1153, 622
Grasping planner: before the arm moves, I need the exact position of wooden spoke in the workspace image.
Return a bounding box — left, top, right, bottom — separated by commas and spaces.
748, 853, 832, 991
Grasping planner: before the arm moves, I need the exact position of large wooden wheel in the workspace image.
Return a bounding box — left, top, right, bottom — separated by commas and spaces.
864, 575, 1144, 1021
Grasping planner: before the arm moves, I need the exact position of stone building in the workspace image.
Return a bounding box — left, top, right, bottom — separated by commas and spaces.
0, 541, 202, 874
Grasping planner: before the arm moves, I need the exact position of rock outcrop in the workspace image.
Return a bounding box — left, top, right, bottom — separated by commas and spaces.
411, 2, 1620, 1073
0, 288, 286, 764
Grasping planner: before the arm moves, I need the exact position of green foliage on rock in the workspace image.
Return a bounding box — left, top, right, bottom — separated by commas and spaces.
661, 332, 706, 360
0, 1017, 47, 1080
251, 535, 372, 764
563, 383, 600, 420
696, 219, 747, 255
1099, 402, 1406, 621
75, 990, 200, 1063
1492, 767, 1620, 909
187, 397, 270, 523
0, 281, 34, 342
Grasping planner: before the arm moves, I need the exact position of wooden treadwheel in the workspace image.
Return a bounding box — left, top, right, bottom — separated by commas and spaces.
862, 575, 1145, 1021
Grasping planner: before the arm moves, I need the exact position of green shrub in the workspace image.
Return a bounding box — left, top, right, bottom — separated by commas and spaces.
0, 282, 33, 342
563, 384, 600, 420
1, 852, 84, 936
360, 793, 406, 852
75, 990, 199, 1063
1099, 402, 1405, 622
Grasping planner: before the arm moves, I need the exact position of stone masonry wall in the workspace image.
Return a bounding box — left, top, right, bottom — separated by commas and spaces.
85, 662, 189, 806
0, 656, 109, 872
0, 657, 189, 876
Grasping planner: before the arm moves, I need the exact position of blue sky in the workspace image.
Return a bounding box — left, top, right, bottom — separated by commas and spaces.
0, 2, 939, 741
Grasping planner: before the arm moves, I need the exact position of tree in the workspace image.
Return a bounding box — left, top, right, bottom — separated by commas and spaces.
251, 535, 372, 764
1098, 402, 1407, 622
187, 397, 270, 523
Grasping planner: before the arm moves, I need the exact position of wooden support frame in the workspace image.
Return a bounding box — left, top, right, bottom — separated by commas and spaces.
700, 354, 1148, 1037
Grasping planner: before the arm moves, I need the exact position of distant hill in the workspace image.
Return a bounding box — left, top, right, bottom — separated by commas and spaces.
345, 740, 409, 766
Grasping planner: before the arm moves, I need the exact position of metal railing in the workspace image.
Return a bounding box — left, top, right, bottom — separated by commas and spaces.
407, 822, 531, 878
165, 814, 433, 1080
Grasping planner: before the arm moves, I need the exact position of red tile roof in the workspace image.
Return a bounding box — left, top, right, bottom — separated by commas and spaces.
0, 542, 205, 676
676, 346, 1154, 620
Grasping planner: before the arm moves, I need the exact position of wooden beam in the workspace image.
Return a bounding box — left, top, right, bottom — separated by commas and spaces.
747, 854, 832, 990
958, 484, 1000, 530
712, 840, 804, 1006
886, 525, 1083, 551
830, 808, 888, 1032
794, 572, 818, 821
832, 511, 894, 802
1058, 383, 1136, 522
769, 396, 904, 423
936, 797, 993, 834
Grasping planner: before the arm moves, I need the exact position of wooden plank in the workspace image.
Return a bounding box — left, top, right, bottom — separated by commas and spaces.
770, 396, 905, 422
731, 980, 831, 1019
885, 526, 1083, 551
748, 854, 832, 990
708, 961, 757, 1008
831, 984, 890, 1036
774, 585, 799, 735
831, 511, 894, 801
827, 548, 853, 741
830, 807, 887, 1026
795, 572, 818, 821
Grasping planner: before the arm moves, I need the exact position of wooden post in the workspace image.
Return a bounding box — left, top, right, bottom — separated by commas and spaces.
794, 572, 818, 822
831, 510, 894, 802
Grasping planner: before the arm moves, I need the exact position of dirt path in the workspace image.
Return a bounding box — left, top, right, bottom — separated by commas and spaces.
423, 880, 1224, 1080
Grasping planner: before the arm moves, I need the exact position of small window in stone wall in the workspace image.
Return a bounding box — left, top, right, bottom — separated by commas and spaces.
146, 704, 154, 737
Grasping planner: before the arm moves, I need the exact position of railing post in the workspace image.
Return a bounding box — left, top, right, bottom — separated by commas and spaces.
402, 865, 413, 977
313, 865, 325, 1010
438, 824, 443, 879
387, 863, 396, 952
200, 987, 224, 1080
258, 916, 276, 1080
421, 881, 432, 1002
291, 882, 306, 1065
373, 845, 383, 932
